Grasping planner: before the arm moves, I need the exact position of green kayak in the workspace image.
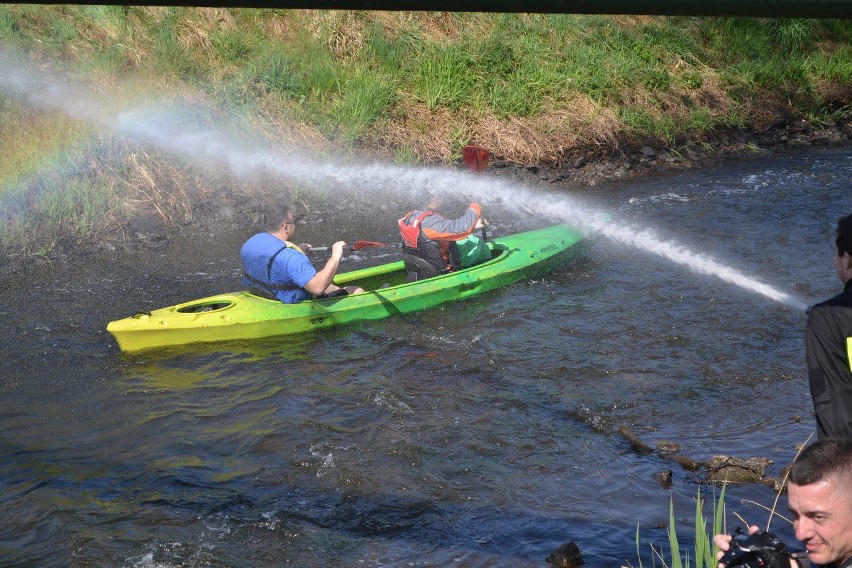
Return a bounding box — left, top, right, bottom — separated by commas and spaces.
107, 224, 584, 352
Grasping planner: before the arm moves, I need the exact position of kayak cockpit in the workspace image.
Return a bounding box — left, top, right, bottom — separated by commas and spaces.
334, 245, 507, 291
175, 300, 235, 314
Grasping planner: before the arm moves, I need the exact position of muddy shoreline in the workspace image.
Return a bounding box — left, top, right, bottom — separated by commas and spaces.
129, 115, 851, 248
494, 115, 852, 187
2, 116, 850, 279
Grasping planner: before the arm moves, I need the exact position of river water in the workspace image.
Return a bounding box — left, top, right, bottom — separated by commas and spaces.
1, 145, 850, 567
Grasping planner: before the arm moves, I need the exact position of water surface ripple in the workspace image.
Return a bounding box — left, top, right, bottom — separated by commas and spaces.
1, 146, 850, 567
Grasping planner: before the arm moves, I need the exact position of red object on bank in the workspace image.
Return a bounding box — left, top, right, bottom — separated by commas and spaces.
462, 145, 490, 173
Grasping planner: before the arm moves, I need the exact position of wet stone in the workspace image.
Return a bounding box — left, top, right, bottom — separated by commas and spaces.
546, 541, 584, 568
656, 469, 674, 488
655, 440, 681, 453
704, 455, 774, 483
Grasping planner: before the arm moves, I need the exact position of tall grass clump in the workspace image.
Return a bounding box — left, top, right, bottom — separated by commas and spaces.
478, 16, 565, 117
363, 20, 423, 77
77, 2, 131, 73
35, 177, 116, 237
325, 68, 395, 141
769, 19, 818, 54
411, 43, 476, 110
0, 132, 131, 254
0, 6, 14, 37
243, 46, 303, 98
150, 8, 203, 79
0, 171, 119, 255
0, 102, 88, 193
235, 27, 397, 141
210, 26, 254, 65
631, 485, 726, 568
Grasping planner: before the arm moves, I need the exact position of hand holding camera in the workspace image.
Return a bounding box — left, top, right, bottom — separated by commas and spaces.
717, 527, 791, 568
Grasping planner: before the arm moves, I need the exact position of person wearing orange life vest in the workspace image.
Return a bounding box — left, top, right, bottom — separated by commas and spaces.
398, 195, 489, 274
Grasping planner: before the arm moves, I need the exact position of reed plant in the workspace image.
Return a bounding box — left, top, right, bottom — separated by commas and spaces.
629, 484, 726, 568
631, 435, 816, 568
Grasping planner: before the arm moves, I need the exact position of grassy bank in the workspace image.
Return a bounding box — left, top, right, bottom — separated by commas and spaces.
0, 7, 850, 255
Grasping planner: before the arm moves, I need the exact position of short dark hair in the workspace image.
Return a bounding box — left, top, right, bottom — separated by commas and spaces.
789, 438, 852, 486
269, 204, 294, 232
836, 213, 852, 256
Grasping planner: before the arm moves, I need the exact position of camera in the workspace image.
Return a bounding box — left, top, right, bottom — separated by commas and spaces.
719, 527, 790, 568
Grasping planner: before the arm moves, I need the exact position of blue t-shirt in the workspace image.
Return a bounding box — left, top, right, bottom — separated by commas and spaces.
240, 233, 317, 303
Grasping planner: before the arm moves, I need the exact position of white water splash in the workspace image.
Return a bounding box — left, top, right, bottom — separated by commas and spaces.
0, 47, 809, 312
583, 218, 810, 311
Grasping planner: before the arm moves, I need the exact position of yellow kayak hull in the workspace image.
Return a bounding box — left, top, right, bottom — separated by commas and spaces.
106, 224, 585, 352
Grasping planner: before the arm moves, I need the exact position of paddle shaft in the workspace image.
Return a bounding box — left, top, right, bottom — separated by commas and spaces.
464, 145, 491, 241
307, 241, 402, 253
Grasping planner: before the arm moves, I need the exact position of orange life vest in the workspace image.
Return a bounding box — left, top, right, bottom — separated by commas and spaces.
398, 210, 435, 248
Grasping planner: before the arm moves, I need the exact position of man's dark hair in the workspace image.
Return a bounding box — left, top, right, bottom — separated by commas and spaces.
789, 438, 852, 486
836, 213, 852, 256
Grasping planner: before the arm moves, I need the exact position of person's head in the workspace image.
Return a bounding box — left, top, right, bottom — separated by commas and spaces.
270, 205, 296, 235
787, 438, 852, 566
835, 214, 852, 284
423, 192, 441, 211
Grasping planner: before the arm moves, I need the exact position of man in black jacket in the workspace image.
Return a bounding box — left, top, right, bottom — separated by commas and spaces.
806, 213, 852, 441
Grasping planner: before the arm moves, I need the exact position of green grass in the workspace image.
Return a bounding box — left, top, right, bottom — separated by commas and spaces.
151, 9, 204, 79
479, 26, 562, 117
0, 7, 849, 253
36, 177, 115, 237
4, 8, 848, 130
364, 20, 423, 77
245, 45, 304, 97
331, 70, 395, 141
0, 6, 15, 37
0, 101, 87, 190
412, 43, 476, 110
0, 133, 122, 253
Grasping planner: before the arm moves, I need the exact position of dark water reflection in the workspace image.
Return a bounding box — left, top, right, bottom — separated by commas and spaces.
1, 146, 850, 567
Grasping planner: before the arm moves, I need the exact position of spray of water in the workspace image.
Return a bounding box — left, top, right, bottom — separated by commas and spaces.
0, 47, 809, 312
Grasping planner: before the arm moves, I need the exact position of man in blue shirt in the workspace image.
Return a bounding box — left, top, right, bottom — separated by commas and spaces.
241, 206, 364, 303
